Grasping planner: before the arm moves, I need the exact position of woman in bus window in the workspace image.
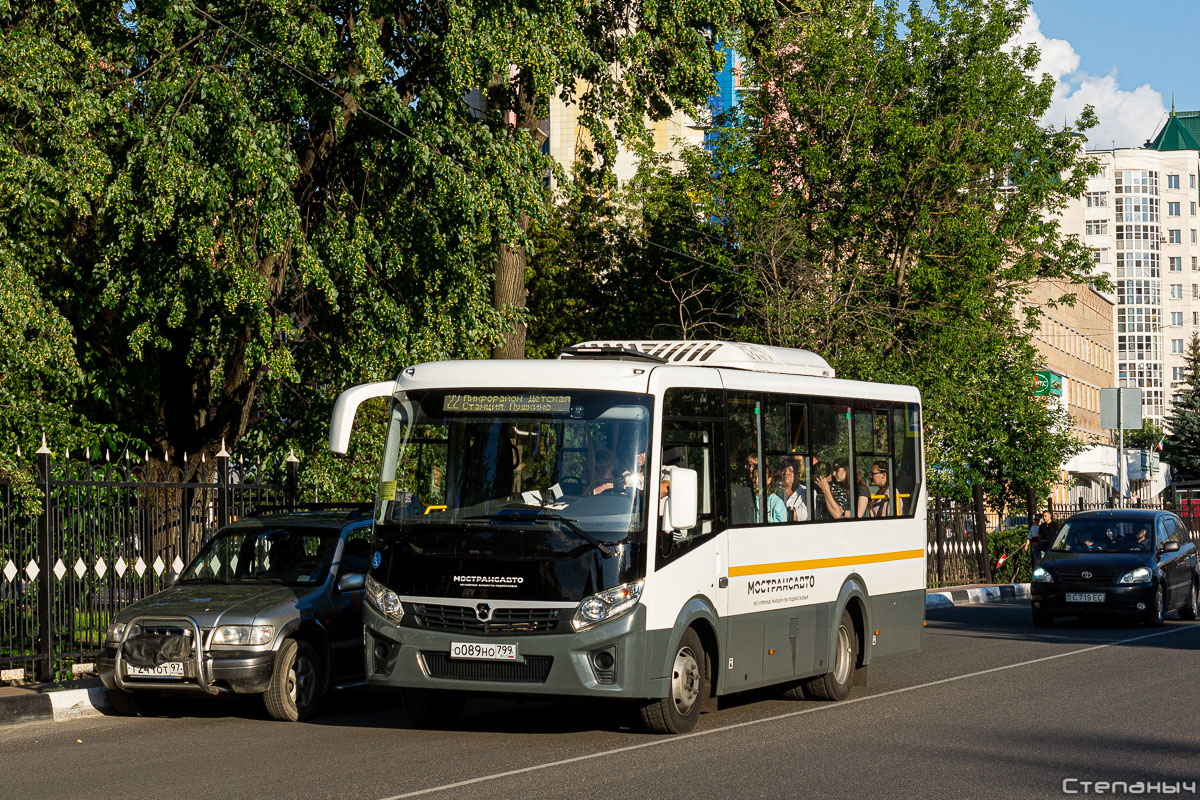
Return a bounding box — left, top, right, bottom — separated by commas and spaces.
765, 463, 787, 524
778, 459, 809, 522
857, 460, 891, 518
814, 460, 851, 519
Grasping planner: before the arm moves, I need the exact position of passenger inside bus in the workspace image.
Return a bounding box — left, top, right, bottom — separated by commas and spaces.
814, 460, 851, 519
778, 458, 809, 522
857, 460, 891, 518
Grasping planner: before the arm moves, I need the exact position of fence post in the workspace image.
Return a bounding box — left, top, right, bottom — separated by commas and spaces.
934, 495, 945, 587
216, 441, 230, 530
972, 484, 992, 583
286, 449, 299, 512
35, 438, 54, 682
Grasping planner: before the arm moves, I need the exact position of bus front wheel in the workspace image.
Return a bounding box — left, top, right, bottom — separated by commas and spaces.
804, 608, 858, 702
640, 628, 706, 734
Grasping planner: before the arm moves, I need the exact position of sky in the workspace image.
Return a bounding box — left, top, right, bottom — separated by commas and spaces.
1015, 1, 1200, 149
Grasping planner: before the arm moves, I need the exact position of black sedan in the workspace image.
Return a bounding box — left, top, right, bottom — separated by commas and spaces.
1030, 509, 1199, 627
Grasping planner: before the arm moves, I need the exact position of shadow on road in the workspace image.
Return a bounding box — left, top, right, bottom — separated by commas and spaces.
926, 601, 1200, 652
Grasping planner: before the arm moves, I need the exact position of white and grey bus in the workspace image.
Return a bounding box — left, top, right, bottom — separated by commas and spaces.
329, 341, 925, 733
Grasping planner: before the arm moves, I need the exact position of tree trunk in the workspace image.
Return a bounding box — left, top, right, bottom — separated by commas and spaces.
492, 219, 529, 359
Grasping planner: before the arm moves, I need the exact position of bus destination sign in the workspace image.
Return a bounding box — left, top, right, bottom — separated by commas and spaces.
443, 394, 572, 414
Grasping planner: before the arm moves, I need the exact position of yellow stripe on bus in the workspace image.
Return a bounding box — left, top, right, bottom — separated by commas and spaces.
728, 548, 925, 578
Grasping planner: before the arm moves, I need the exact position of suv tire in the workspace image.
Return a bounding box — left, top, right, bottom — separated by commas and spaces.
108, 688, 154, 716
264, 638, 325, 721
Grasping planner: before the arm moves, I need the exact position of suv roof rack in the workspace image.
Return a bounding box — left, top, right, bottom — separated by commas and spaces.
566, 340, 835, 378
557, 344, 667, 363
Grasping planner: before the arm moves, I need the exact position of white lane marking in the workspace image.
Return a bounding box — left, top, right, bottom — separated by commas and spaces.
380, 624, 1197, 799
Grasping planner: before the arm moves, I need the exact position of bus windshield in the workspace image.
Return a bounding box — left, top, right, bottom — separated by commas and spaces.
375, 389, 653, 559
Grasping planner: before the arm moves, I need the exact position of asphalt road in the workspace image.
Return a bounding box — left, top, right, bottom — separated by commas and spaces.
3, 601, 1198, 800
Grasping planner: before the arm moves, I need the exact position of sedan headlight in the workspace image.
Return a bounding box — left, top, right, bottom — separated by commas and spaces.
365, 574, 404, 622
572, 581, 643, 632
213, 625, 275, 646
1032, 567, 1054, 583
1118, 567, 1152, 584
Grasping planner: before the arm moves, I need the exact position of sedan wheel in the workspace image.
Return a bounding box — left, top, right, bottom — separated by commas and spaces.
1147, 585, 1165, 628
1180, 581, 1199, 621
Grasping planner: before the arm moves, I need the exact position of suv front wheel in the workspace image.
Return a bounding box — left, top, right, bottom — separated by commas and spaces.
264, 638, 325, 721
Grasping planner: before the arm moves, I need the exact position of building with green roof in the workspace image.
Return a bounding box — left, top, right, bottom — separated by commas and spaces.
1147, 107, 1200, 151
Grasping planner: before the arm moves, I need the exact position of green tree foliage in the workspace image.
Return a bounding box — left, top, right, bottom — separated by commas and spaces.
1123, 419, 1163, 452
1, 0, 767, 496
616, 0, 1095, 507
1163, 333, 1200, 481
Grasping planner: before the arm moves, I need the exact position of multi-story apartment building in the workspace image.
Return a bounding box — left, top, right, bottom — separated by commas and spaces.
1076, 109, 1200, 427
1019, 280, 1116, 504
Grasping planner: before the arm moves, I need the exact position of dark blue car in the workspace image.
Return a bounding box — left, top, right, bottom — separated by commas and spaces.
1030, 509, 1199, 627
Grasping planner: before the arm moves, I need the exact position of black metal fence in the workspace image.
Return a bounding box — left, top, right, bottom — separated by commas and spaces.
1, 446, 296, 681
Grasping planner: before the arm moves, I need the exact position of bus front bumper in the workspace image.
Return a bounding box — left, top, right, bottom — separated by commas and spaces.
363, 603, 667, 699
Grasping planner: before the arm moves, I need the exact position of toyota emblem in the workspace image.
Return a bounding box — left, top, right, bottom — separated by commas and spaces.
1081, 571, 1093, 579
476, 603, 492, 622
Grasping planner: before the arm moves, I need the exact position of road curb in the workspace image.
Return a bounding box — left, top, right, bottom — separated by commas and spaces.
926, 583, 1031, 608
0, 683, 111, 728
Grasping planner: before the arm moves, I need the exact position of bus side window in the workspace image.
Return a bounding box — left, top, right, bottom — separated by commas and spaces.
853, 405, 893, 518
810, 402, 852, 520
763, 394, 808, 524
892, 404, 921, 517
727, 393, 762, 526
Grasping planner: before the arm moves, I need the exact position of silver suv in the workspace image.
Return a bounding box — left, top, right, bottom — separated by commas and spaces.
97, 508, 372, 721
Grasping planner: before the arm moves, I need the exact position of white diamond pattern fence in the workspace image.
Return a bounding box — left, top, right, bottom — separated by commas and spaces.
1, 445, 297, 680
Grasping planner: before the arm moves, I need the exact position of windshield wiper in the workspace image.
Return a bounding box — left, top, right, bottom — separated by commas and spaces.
464, 513, 613, 557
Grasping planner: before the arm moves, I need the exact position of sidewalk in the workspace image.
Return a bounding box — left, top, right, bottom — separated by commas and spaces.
925, 583, 1031, 608
0, 677, 112, 728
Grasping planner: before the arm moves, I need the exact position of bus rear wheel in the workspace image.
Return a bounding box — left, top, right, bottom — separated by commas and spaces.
640, 628, 706, 734
803, 609, 858, 702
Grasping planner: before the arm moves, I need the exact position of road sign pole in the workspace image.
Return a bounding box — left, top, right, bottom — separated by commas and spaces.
1118, 388, 1125, 509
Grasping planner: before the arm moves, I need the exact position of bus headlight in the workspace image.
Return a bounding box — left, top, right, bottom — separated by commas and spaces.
366, 575, 404, 622
573, 581, 643, 632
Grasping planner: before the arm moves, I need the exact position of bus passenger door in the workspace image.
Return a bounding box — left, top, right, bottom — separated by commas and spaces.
655, 376, 729, 629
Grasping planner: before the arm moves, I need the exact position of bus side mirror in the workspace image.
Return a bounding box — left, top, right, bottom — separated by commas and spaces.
661, 467, 698, 532
329, 381, 395, 454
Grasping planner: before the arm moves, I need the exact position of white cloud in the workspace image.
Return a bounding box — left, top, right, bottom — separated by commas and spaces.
1009, 9, 1166, 148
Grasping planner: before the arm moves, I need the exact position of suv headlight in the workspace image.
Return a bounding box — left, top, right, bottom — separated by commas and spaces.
1118, 567, 1152, 584
213, 625, 275, 646
572, 581, 643, 632
106, 621, 134, 642
365, 574, 404, 622
1032, 567, 1054, 583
